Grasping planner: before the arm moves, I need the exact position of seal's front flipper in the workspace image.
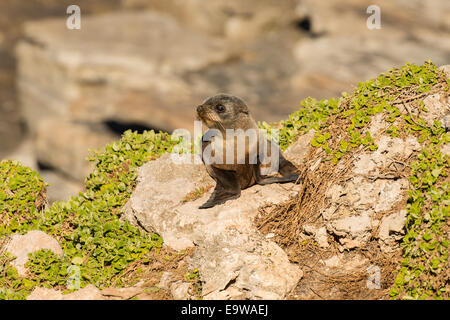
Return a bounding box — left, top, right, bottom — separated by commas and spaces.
199, 168, 241, 209
256, 174, 300, 185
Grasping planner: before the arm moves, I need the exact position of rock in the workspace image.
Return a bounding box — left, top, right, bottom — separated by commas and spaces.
439, 65, 450, 77
4, 230, 62, 276
291, 0, 450, 99
441, 114, 450, 130
158, 271, 175, 290
329, 214, 373, 241
292, 34, 448, 99
378, 210, 407, 252
323, 253, 368, 271
17, 11, 231, 134
28, 284, 103, 300
122, 153, 214, 246
323, 255, 340, 268
372, 180, 408, 213
170, 281, 192, 300
441, 143, 450, 156
321, 133, 417, 250
353, 135, 421, 176
421, 93, 450, 128
123, 153, 303, 299
63, 285, 103, 300
122, 0, 299, 39
27, 287, 64, 300
368, 113, 390, 138
28, 284, 147, 300
0, 99, 23, 159
2, 138, 37, 171
283, 130, 315, 167
315, 227, 329, 248
302, 224, 329, 248
100, 285, 144, 300
302, 224, 317, 236
324, 177, 408, 249
35, 118, 115, 182
196, 230, 302, 300
39, 170, 84, 203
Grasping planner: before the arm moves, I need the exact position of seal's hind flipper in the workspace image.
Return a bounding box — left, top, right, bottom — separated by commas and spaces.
256, 173, 300, 185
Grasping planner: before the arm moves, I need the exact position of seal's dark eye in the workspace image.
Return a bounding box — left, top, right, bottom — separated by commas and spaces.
215, 105, 225, 113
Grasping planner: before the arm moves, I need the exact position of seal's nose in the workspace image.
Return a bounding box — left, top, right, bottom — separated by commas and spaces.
197, 105, 203, 113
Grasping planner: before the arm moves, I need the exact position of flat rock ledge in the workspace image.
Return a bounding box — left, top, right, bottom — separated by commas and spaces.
122, 153, 303, 300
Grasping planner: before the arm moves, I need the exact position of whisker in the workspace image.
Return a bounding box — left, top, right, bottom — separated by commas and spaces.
204, 111, 225, 131
206, 112, 220, 121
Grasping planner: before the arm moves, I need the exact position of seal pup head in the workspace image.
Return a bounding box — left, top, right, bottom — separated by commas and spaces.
196, 94, 249, 132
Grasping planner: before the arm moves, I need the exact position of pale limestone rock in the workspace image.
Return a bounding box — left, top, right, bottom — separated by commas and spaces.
35, 118, 115, 182
378, 210, 408, 252
315, 227, 329, 248
338, 238, 362, 251
28, 285, 102, 300
302, 225, 329, 248
27, 287, 64, 300
323, 255, 340, 268
421, 93, 450, 128
329, 214, 372, 239
323, 253, 368, 271
170, 281, 192, 300
302, 224, 317, 235
158, 271, 175, 290
40, 170, 84, 203
123, 153, 303, 300
441, 113, 450, 130
292, 0, 450, 86
16, 11, 232, 144
374, 180, 408, 213
101, 285, 145, 300
5, 230, 62, 276
439, 65, 450, 77
122, 0, 298, 38
196, 230, 302, 300
283, 129, 315, 168
441, 143, 450, 156
353, 135, 420, 176
368, 113, 387, 138
352, 154, 377, 175
122, 153, 214, 247
3, 138, 37, 171
61, 285, 103, 300
28, 284, 146, 300
324, 133, 415, 249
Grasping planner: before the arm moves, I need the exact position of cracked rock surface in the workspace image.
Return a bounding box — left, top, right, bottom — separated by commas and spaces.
123, 153, 303, 300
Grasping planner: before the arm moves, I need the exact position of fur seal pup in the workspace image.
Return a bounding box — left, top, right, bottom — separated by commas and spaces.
196, 94, 300, 209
